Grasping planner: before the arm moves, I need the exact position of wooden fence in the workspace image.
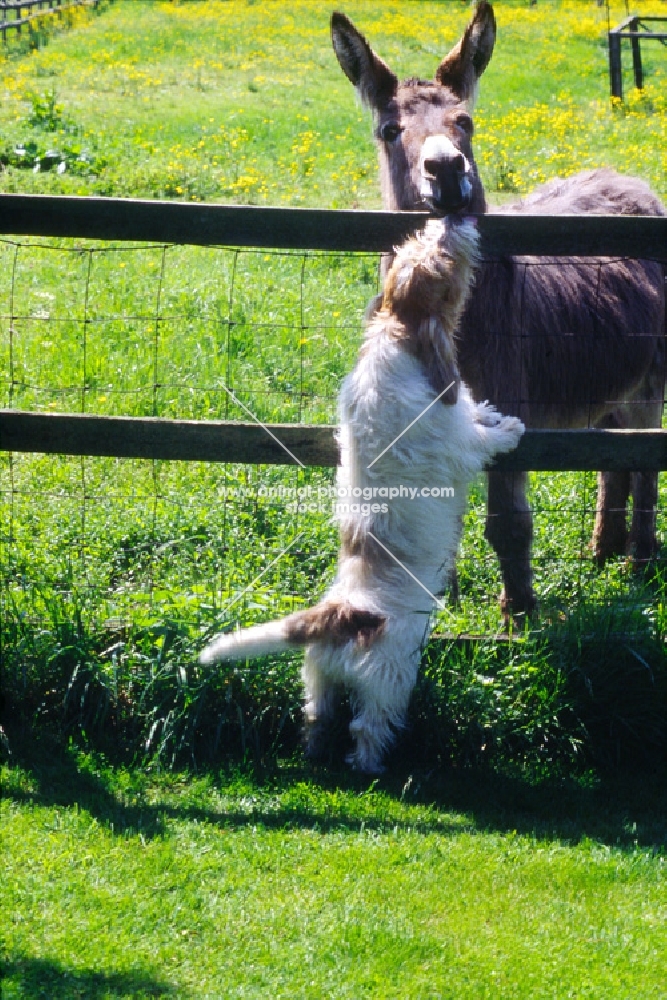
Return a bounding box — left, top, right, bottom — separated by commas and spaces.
0, 0, 97, 41
608, 15, 667, 100
1, 192, 666, 473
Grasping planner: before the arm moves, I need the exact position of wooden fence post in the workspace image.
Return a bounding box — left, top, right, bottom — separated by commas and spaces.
608, 29, 623, 99
630, 21, 643, 91
1, 0, 97, 41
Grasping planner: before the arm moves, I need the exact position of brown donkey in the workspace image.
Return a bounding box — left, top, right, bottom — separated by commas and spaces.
332, 0, 666, 617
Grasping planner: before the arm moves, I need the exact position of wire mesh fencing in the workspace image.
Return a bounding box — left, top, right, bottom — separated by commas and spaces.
0, 237, 375, 636
2, 233, 666, 634
1, 230, 665, 767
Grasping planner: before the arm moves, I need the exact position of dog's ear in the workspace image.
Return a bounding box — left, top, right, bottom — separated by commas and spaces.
428, 343, 460, 405
383, 298, 461, 404
414, 318, 460, 405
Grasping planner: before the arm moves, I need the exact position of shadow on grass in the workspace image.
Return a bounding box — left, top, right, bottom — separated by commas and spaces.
4, 731, 666, 852
386, 763, 667, 851
1, 955, 179, 999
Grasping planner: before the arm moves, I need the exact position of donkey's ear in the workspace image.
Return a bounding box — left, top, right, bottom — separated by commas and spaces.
331, 12, 398, 110
435, 0, 496, 103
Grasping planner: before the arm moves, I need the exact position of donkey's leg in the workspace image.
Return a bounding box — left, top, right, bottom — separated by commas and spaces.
592, 410, 632, 565
594, 376, 663, 566
627, 381, 663, 566
592, 470, 631, 566
594, 463, 660, 568
485, 470, 536, 619
629, 470, 659, 566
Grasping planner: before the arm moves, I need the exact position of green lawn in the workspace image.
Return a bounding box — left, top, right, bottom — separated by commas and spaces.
3, 745, 666, 999
1, 4, 667, 993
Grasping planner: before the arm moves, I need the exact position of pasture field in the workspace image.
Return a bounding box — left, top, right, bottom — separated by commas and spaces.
1, 0, 665, 204
1, 0, 666, 755
1, 3, 667, 996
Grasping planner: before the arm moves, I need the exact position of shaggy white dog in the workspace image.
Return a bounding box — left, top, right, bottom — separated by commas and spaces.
200, 217, 524, 773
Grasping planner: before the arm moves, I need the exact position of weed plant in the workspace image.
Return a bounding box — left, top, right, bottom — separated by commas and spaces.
1, 0, 667, 777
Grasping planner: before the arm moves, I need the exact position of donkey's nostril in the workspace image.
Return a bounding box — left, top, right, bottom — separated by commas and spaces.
423, 153, 465, 178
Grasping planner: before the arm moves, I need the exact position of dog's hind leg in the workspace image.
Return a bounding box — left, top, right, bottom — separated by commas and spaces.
347, 707, 396, 774
346, 653, 420, 774
302, 647, 340, 762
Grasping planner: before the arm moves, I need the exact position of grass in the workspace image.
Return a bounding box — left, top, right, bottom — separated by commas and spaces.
1, 6, 667, 993
1, 0, 667, 771
0, 1, 665, 204
2, 742, 667, 999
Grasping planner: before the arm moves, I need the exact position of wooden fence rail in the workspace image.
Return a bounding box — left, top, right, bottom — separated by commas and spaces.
2, 411, 667, 472
1, 194, 666, 472
0, 0, 97, 40
1, 193, 666, 258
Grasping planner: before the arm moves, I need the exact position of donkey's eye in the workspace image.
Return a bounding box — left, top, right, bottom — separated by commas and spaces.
380, 122, 402, 143
455, 113, 473, 135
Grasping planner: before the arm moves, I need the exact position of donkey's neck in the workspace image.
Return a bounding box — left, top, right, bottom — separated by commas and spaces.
467, 174, 488, 215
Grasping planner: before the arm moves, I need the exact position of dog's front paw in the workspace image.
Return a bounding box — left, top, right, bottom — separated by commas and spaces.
474, 404, 524, 450
473, 401, 503, 427
498, 416, 525, 450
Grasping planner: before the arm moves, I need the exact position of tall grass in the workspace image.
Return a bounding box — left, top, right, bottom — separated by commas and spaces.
1, 0, 666, 775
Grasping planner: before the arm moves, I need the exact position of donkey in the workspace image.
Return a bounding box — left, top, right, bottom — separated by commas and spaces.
331, 0, 666, 617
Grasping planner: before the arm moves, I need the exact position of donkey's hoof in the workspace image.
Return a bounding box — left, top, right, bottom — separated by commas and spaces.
629, 548, 662, 579
500, 587, 538, 623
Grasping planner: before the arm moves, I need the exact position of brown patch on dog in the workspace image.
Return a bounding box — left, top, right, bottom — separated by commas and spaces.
285, 601, 386, 648
378, 231, 478, 404
338, 522, 401, 586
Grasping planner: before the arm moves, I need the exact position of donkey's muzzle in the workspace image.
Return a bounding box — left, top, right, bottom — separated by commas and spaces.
419, 135, 473, 215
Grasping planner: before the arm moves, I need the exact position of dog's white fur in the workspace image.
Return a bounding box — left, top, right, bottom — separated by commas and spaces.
200, 218, 524, 773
